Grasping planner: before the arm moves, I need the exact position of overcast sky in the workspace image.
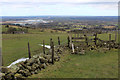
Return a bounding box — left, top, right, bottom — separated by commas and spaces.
0, 0, 119, 16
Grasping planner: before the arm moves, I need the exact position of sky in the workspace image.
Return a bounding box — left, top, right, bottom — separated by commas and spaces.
0, 0, 119, 16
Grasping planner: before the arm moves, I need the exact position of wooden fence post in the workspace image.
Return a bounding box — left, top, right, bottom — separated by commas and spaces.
43, 40, 45, 54
94, 33, 98, 46
28, 42, 31, 59
50, 38, 52, 53
115, 32, 117, 42
109, 34, 111, 50
72, 43, 75, 53
58, 36, 60, 45
70, 35, 72, 49
84, 34, 88, 46
67, 36, 70, 48
51, 41, 54, 64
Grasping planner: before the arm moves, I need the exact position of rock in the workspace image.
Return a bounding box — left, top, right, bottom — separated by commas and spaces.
18, 70, 24, 74
79, 50, 85, 55
18, 64, 25, 70
1, 67, 10, 73
46, 63, 49, 66
36, 58, 40, 63
31, 71, 35, 75
54, 56, 59, 59
0, 73, 5, 77
14, 73, 23, 78
40, 58, 48, 63
26, 66, 32, 71
31, 64, 37, 71
42, 63, 46, 69
34, 64, 39, 69
37, 61, 41, 65
43, 55, 51, 60
10, 65, 20, 71
34, 70, 38, 74
48, 59, 52, 63
4, 73, 14, 80
24, 69, 31, 77
55, 58, 60, 61
33, 55, 39, 59
26, 58, 35, 65
39, 64, 43, 69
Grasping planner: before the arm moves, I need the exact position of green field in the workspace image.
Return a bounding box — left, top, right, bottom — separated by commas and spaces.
2, 28, 68, 66
2, 26, 118, 78
30, 49, 118, 78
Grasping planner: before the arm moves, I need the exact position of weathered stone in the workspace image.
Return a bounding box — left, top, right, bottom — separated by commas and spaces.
40, 57, 48, 63
79, 50, 85, 55
26, 58, 35, 65
38, 64, 43, 69
31, 71, 35, 75
37, 61, 41, 65
31, 64, 37, 71
34, 64, 39, 69
1, 67, 10, 73
14, 73, 23, 78
43, 55, 51, 60
46, 63, 49, 66
26, 66, 32, 71
4, 73, 14, 80
18, 70, 24, 74
0, 73, 5, 77
24, 69, 31, 77
48, 59, 52, 63
18, 64, 25, 70
55, 58, 60, 61
54, 56, 59, 59
34, 70, 38, 74
33, 55, 39, 59
10, 65, 20, 71
42, 63, 46, 69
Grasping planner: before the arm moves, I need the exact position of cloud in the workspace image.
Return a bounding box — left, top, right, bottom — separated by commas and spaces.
0, 0, 118, 16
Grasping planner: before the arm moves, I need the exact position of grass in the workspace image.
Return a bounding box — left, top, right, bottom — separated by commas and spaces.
2, 26, 118, 78
30, 49, 118, 78
2, 29, 68, 66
